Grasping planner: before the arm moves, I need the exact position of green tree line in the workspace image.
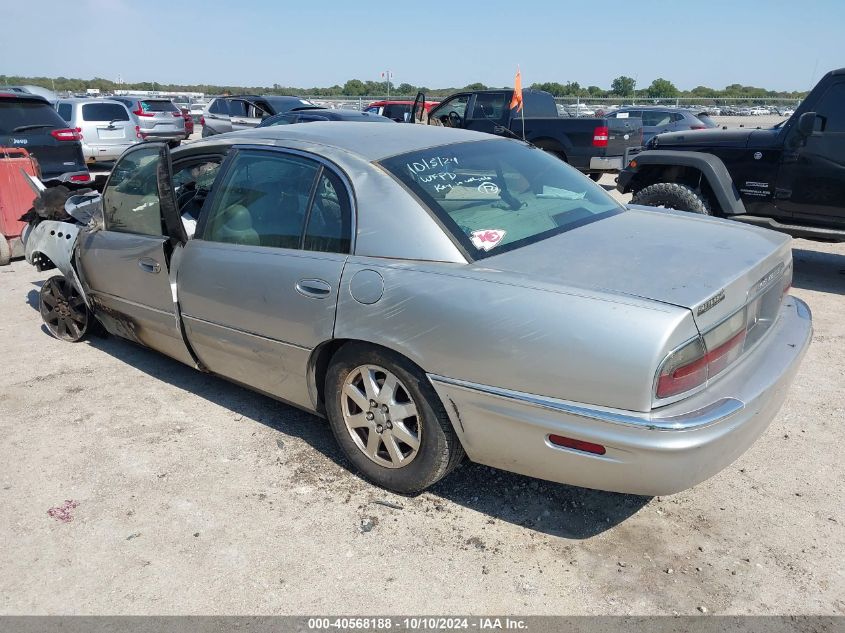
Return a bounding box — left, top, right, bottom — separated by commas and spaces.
0, 74, 808, 100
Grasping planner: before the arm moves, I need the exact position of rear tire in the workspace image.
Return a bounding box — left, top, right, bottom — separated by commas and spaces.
325, 343, 464, 494
168, 140, 181, 149
631, 183, 712, 215
588, 173, 602, 182
0, 237, 10, 266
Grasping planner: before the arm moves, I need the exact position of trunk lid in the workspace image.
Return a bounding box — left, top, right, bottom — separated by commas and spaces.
482, 206, 792, 332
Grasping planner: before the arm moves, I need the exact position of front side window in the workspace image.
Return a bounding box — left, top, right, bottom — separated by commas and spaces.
470, 93, 508, 120
203, 150, 319, 249
380, 139, 623, 259
813, 82, 845, 133
102, 145, 163, 236
429, 95, 470, 127
642, 111, 672, 126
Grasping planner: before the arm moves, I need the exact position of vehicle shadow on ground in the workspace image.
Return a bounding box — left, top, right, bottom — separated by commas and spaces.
72, 333, 649, 539
26, 281, 44, 311
792, 248, 845, 296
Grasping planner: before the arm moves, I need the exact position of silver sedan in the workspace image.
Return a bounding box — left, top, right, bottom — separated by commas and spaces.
23, 123, 812, 495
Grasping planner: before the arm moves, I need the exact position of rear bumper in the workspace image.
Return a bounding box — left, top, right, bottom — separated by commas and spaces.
589, 156, 623, 171
428, 297, 812, 496
139, 131, 184, 141
82, 141, 137, 162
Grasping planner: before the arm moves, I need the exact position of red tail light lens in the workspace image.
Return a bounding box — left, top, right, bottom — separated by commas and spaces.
657, 307, 749, 399
592, 126, 609, 147
50, 128, 82, 141
199, 116, 205, 126
132, 105, 154, 118
135, 125, 142, 139
70, 173, 92, 183
172, 111, 182, 117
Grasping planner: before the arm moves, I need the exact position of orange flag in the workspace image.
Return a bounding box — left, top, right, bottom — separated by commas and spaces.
510, 67, 523, 112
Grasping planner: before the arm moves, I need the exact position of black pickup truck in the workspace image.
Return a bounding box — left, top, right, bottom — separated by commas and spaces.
410, 89, 642, 179
617, 68, 845, 242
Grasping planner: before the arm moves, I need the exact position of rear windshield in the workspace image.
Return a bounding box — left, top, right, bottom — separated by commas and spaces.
82, 102, 130, 122
140, 100, 178, 113
380, 139, 623, 259
0, 100, 66, 134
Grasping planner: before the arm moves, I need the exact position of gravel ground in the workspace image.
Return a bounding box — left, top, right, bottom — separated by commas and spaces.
1, 125, 843, 616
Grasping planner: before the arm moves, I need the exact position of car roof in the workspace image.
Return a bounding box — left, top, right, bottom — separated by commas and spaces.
192, 121, 495, 161
57, 97, 127, 104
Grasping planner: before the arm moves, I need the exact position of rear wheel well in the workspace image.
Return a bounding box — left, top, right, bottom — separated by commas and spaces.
310, 339, 429, 414
628, 165, 722, 215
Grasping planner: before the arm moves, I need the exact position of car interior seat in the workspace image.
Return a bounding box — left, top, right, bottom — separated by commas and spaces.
213, 204, 260, 246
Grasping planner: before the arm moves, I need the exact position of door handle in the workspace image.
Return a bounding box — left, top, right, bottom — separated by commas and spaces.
138, 257, 161, 274
295, 278, 332, 298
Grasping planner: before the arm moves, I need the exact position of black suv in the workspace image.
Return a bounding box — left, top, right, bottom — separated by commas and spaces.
617, 68, 845, 241
0, 92, 90, 184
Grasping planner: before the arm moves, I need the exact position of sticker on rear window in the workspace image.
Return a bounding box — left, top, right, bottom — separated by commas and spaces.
470, 229, 506, 251
617, 112, 629, 118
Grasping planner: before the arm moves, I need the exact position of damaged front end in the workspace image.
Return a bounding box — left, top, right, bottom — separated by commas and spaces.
22, 181, 103, 318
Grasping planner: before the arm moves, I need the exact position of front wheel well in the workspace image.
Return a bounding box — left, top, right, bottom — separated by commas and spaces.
627, 165, 722, 215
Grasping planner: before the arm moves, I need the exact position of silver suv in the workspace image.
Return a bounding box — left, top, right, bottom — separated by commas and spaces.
55, 98, 139, 163
112, 97, 186, 146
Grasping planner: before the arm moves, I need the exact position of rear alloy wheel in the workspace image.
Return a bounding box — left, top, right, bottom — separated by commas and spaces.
631, 182, 712, 215
325, 343, 464, 494
39, 275, 92, 342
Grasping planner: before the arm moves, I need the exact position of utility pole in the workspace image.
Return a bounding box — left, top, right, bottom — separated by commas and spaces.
381, 70, 392, 100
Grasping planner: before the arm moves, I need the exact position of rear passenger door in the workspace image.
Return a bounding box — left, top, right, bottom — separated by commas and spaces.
177, 148, 353, 409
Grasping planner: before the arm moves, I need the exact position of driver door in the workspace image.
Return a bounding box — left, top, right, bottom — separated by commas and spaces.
77, 143, 195, 365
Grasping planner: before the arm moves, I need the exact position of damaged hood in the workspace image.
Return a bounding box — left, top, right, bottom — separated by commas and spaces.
478, 207, 792, 331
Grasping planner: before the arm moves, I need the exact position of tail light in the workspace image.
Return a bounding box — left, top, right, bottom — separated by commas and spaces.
132, 104, 154, 118
172, 111, 182, 117
75, 127, 83, 139
592, 126, 609, 147
656, 261, 792, 400
50, 128, 82, 141
70, 173, 91, 183
135, 125, 144, 139
200, 116, 205, 126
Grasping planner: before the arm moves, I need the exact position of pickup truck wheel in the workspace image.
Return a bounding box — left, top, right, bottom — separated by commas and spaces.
39, 275, 92, 342
631, 183, 712, 215
325, 343, 465, 494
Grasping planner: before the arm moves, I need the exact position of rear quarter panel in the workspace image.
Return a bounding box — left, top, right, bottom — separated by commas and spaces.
334, 257, 697, 413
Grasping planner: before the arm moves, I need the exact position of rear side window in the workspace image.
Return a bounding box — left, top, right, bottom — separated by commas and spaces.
82, 103, 130, 122
304, 171, 351, 253
57, 103, 72, 122
102, 145, 164, 237
203, 150, 319, 249
228, 100, 248, 117
641, 111, 672, 126
0, 100, 66, 134
140, 100, 178, 113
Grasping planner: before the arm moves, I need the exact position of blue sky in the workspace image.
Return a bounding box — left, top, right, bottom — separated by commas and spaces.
2, 0, 843, 90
